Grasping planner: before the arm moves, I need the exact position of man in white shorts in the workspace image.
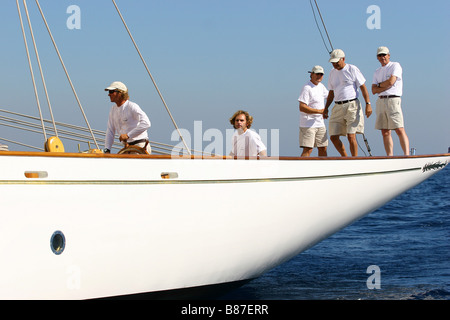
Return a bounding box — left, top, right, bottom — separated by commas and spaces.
229, 110, 267, 158
372, 46, 409, 156
324, 49, 372, 157
298, 65, 329, 157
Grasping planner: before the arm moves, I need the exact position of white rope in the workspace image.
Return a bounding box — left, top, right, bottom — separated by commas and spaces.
0, 137, 44, 151
111, 0, 191, 155
22, 0, 58, 137
0, 108, 211, 156
16, 0, 47, 141
34, 0, 100, 149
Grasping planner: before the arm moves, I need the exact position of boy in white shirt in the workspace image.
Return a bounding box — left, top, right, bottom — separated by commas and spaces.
229, 110, 267, 158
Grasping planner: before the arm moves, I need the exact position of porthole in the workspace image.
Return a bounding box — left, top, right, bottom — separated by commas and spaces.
50, 231, 66, 255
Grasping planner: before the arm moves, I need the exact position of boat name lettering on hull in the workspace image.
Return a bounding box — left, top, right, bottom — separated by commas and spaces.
422, 161, 447, 172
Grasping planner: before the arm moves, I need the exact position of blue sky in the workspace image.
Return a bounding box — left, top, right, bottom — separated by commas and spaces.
1, 0, 449, 156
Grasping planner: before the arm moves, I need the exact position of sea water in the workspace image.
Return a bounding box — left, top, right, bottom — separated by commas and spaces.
223, 166, 449, 300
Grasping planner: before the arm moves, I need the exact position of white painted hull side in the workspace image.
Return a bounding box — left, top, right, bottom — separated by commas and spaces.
0, 152, 448, 299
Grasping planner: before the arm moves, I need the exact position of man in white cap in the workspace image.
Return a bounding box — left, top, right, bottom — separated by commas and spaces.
372, 46, 409, 156
104, 81, 152, 154
297, 65, 329, 157
324, 49, 372, 157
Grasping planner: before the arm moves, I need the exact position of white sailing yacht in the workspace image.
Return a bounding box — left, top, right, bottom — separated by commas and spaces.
0, 1, 448, 299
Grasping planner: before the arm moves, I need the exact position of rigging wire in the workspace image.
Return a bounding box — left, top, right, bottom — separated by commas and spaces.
34, 0, 100, 150
0, 108, 210, 156
309, 0, 372, 156
0, 136, 44, 151
111, 0, 191, 155
309, 0, 333, 54
22, 0, 58, 138
16, 0, 47, 141
363, 134, 372, 156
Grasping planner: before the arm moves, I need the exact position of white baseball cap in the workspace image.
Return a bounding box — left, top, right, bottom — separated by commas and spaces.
328, 49, 345, 63
105, 81, 128, 92
308, 65, 324, 74
377, 46, 390, 55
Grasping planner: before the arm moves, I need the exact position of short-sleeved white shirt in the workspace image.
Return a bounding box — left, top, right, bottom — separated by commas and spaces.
372, 61, 403, 96
230, 129, 267, 157
298, 81, 329, 128
328, 64, 366, 101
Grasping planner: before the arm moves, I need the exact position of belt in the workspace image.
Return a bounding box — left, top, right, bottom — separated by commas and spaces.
379, 95, 400, 99
335, 98, 357, 105
128, 139, 148, 145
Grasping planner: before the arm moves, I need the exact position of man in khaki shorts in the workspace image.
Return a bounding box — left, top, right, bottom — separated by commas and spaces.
324, 49, 372, 156
372, 46, 409, 156
298, 65, 329, 157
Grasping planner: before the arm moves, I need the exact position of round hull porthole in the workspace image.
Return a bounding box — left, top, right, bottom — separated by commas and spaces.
50, 231, 66, 255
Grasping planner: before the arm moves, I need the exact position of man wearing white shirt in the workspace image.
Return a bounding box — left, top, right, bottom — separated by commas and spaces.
298, 65, 329, 157
324, 49, 372, 157
104, 81, 152, 154
229, 110, 267, 158
372, 46, 409, 156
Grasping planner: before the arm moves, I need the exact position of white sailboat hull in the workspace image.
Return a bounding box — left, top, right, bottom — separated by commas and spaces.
0, 151, 448, 299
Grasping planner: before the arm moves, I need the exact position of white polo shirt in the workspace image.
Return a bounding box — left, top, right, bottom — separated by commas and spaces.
230, 129, 266, 157
105, 100, 151, 150
372, 61, 403, 96
328, 64, 366, 101
298, 81, 329, 128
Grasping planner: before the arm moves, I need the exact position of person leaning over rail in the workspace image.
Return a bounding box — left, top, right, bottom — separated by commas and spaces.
229, 110, 267, 158
324, 49, 372, 157
104, 81, 152, 154
372, 46, 410, 156
298, 65, 329, 157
